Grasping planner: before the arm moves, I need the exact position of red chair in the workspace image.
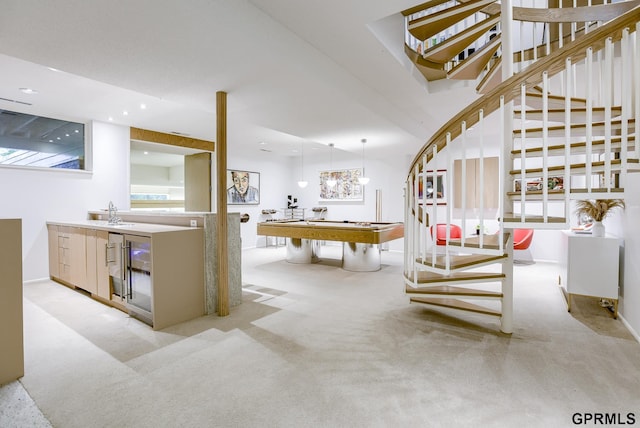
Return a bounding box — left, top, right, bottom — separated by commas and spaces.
430, 224, 462, 246
513, 228, 534, 250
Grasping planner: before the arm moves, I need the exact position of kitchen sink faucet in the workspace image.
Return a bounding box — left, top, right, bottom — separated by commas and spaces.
108, 201, 121, 224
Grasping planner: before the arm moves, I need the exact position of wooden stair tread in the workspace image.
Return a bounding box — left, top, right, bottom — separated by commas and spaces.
513, 119, 636, 138
408, 271, 506, 284
424, 15, 500, 63
407, 0, 497, 41
514, 107, 623, 122
447, 233, 509, 250
416, 253, 508, 270
509, 159, 640, 177
404, 44, 447, 81
410, 297, 502, 317
501, 213, 566, 223
521, 93, 587, 109
447, 34, 501, 80
406, 284, 503, 298
476, 56, 502, 94
512, 135, 636, 156
507, 188, 625, 198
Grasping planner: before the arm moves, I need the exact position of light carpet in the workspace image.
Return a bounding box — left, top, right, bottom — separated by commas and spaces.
2, 245, 640, 428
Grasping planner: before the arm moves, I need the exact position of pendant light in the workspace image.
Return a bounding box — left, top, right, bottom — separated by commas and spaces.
326, 143, 337, 187
358, 138, 370, 185
297, 141, 308, 188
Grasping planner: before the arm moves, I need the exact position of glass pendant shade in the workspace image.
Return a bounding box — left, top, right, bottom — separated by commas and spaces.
359, 138, 369, 185
298, 141, 308, 188
326, 143, 337, 187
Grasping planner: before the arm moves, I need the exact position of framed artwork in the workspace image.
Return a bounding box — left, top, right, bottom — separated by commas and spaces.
319, 168, 364, 202
418, 170, 446, 205
227, 169, 260, 205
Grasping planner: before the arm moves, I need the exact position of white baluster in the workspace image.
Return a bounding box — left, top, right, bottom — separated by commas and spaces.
604, 37, 613, 192
478, 109, 485, 249
542, 71, 549, 222
520, 83, 526, 223
565, 57, 572, 223
586, 47, 593, 192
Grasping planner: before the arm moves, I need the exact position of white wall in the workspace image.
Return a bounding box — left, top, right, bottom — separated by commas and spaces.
0, 121, 130, 281
226, 148, 408, 252
606, 173, 640, 339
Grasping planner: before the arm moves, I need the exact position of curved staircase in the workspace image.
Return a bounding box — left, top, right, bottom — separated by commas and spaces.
403, 0, 640, 92
402, 1, 640, 333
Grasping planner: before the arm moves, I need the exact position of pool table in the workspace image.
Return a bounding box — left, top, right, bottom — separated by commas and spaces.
257, 219, 404, 271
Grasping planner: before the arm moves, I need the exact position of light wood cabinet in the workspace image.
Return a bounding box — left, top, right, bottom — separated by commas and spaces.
85, 229, 99, 295
49, 225, 87, 290
0, 219, 24, 384
96, 230, 110, 300
48, 221, 205, 330
47, 224, 59, 278
85, 229, 109, 298
453, 157, 499, 209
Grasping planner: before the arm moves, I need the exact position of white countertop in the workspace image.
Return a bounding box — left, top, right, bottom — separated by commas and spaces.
47, 219, 199, 236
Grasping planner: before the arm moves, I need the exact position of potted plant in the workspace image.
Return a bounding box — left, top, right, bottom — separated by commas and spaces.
574, 199, 625, 237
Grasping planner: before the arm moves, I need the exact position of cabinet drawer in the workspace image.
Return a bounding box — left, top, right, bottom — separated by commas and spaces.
59, 263, 71, 281
58, 235, 71, 249
58, 247, 70, 265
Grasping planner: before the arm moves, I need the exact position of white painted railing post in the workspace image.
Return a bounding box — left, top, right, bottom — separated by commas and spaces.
586, 47, 593, 192
501, 233, 514, 334
564, 57, 572, 222
520, 84, 527, 222
604, 37, 613, 192
478, 109, 485, 249
499, 96, 505, 254
502, 0, 513, 80
542, 71, 549, 222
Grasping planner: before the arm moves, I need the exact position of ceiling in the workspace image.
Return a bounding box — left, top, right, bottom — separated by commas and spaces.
0, 0, 480, 166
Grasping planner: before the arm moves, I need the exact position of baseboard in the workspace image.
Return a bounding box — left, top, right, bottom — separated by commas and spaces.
619, 313, 640, 344
23, 277, 51, 285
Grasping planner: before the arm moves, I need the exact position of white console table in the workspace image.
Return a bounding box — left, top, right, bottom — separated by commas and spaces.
559, 231, 622, 318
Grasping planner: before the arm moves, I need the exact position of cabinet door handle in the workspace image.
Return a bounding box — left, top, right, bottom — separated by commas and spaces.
105, 243, 116, 265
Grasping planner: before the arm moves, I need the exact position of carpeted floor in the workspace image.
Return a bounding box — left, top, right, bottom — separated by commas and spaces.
2, 245, 639, 427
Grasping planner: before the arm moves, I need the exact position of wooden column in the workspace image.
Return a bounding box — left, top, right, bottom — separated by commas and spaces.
216, 91, 229, 316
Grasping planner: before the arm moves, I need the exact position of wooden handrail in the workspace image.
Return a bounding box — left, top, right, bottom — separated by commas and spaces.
513, 0, 640, 23
407, 5, 640, 175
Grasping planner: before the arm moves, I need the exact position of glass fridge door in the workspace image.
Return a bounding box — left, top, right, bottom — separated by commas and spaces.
125, 235, 153, 326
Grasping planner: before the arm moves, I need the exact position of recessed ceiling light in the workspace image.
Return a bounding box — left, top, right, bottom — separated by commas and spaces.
19, 88, 38, 95
143, 151, 149, 155
108, 117, 113, 121
259, 141, 266, 145
123, 110, 129, 116
140, 103, 147, 110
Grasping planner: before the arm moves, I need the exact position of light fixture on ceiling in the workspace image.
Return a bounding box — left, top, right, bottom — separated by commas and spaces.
19, 88, 38, 95
297, 141, 308, 188
358, 138, 370, 185
326, 143, 337, 187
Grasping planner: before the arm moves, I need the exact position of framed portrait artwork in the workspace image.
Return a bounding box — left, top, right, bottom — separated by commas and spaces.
227, 170, 260, 205
418, 170, 446, 205
319, 168, 364, 202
